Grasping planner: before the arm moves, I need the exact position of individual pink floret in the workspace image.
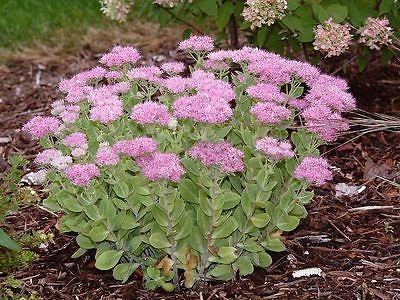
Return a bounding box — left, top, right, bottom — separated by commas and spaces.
294, 157, 333, 185
100, 46, 141, 67
256, 137, 294, 160
178, 35, 214, 53
130, 101, 170, 126
136, 152, 185, 182
64, 163, 100, 186
96, 144, 119, 166
246, 83, 285, 103
113, 137, 157, 158
22, 116, 61, 139
250, 102, 291, 124
189, 141, 244, 174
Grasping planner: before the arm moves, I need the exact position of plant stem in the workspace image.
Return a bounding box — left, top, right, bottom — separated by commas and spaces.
159, 182, 180, 291
198, 169, 219, 279
228, 15, 239, 49
157, 5, 203, 34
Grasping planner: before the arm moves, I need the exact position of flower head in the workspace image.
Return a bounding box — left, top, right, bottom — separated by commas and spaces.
130, 101, 170, 126
251, 102, 291, 124
34, 149, 72, 170
100, 0, 134, 22
294, 157, 333, 185
359, 17, 393, 50
246, 83, 285, 103
100, 45, 140, 66
63, 132, 87, 148
161, 61, 185, 74
302, 105, 350, 141
313, 18, 352, 57
64, 163, 100, 186
96, 144, 119, 166
22, 116, 61, 139
189, 141, 244, 173
242, 0, 287, 28
256, 137, 294, 160
127, 66, 162, 83
173, 95, 233, 124
113, 137, 157, 158
136, 152, 185, 182
178, 35, 214, 53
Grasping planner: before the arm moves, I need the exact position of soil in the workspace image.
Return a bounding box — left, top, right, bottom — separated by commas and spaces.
0, 43, 399, 300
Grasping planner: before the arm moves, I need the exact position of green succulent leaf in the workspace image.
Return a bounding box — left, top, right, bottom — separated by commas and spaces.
113, 263, 139, 283
149, 232, 171, 249
234, 256, 254, 276
95, 250, 123, 270
0, 228, 20, 251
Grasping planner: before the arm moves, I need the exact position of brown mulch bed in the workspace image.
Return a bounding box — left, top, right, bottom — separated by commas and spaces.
0, 49, 399, 299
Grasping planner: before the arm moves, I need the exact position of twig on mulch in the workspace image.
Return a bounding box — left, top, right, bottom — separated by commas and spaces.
348, 205, 395, 212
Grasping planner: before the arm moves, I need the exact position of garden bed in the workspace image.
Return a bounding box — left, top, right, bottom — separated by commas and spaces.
1, 49, 399, 299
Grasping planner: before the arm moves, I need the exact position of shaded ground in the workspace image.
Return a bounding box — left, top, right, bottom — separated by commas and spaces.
0, 43, 399, 299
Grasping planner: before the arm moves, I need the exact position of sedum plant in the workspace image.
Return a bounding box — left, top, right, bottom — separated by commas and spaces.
22, 36, 355, 290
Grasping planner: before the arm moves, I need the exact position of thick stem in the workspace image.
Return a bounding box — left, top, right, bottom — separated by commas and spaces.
159, 182, 180, 291
198, 170, 220, 279
228, 15, 239, 49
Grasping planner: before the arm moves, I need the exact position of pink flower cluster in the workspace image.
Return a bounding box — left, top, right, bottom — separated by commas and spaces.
294, 157, 333, 186
63, 132, 88, 157
51, 100, 81, 124
359, 17, 393, 50
136, 152, 185, 182
189, 141, 244, 174
22, 116, 61, 139
96, 143, 119, 166
161, 61, 185, 74
34, 149, 72, 170
127, 66, 162, 83
59, 67, 106, 103
130, 101, 171, 126
113, 137, 157, 158
251, 102, 291, 124
313, 18, 352, 57
100, 46, 141, 67
256, 137, 294, 160
173, 94, 233, 124
171, 70, 235, 124
302, 105, 350, 142
162, 76, 191, 93
246, 83, 285, 103
178, 35, 214, 53
64, 163, 100, 186
88, 87, 124, 124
